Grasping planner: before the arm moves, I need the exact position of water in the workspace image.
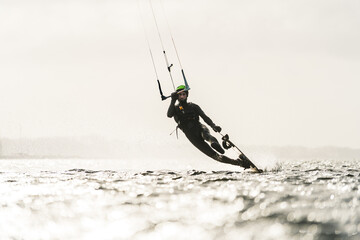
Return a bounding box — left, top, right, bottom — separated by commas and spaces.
0, 159, 359, 239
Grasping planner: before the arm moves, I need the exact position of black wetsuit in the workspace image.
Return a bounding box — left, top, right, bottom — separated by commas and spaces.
167, 98, 241, 167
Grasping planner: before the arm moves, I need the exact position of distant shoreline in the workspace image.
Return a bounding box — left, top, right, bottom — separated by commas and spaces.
0, 155, 82, 160
0, 136, 359, 161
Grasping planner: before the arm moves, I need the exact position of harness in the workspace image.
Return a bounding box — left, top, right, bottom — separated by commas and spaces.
170, 102, 199, 138
176, 103, 199, 129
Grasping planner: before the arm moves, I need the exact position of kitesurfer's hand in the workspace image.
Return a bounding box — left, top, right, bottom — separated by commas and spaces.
213, 126, 222, 132
171, 92, 178, 101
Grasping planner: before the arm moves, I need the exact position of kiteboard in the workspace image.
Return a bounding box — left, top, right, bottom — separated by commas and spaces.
221, 134, 263, 173
239, 152, 263, 173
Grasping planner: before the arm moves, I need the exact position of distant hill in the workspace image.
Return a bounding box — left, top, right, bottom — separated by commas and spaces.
0, 136, 188, 159
246, 145, 360, 161
0, 137, 359, 160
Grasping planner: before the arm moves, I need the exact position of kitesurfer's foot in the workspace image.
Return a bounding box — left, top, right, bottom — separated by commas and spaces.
238, 159, 251, 169
211, 142, 225, 154
238, 154, 251, 169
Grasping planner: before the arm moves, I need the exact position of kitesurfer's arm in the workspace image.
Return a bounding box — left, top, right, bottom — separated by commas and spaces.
194, 104, 221, 132
167, 92, 178, 118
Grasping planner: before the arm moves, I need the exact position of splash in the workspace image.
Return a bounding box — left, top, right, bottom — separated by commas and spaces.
249, 152, 283, 172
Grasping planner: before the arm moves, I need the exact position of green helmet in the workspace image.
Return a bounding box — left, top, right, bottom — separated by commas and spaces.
176, 85, 186, 92
175, 85, 189, 98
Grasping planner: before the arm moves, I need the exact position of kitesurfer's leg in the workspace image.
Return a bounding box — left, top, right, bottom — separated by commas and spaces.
200, 124, 225, 154
184, 131, 219, 158
184, 131, 244, 167
213, 154, 251, 169
213, 154, 242, 166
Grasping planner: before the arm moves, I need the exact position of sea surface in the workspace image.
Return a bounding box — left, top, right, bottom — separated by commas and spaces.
0, 158, 359, 240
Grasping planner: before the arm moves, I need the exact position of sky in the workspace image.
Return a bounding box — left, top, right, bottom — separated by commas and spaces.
0, 0, 359, 149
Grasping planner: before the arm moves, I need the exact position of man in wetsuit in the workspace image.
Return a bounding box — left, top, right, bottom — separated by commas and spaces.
167, 85, 249, 168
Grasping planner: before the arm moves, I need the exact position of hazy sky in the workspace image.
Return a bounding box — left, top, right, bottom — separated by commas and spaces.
0, 0, 359, 148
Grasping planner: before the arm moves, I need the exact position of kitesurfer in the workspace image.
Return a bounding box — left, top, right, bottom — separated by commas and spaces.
167, 85, 250, 168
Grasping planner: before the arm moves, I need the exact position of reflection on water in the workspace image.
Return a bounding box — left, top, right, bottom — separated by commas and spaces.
0, 159, 359, 239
